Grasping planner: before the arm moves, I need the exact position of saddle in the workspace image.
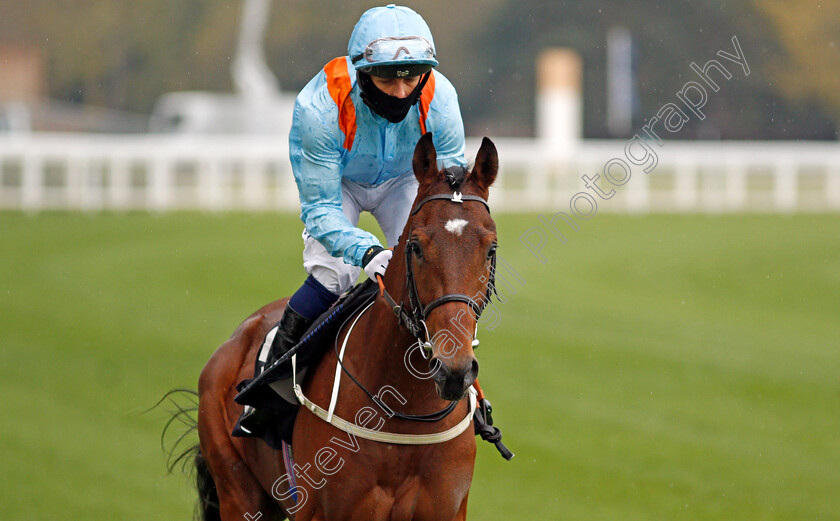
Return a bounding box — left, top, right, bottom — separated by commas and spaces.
232, 279, 380, 448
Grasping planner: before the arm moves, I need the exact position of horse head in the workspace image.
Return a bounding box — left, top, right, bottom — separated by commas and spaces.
393, 132, 498, 401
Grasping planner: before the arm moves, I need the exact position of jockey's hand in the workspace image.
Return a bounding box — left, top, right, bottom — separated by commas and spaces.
362, 245, 392, 281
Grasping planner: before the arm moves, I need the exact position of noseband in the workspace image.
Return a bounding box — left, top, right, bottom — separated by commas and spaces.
380, 188, 498, 350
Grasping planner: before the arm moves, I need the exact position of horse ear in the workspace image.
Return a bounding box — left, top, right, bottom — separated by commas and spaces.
471, 137, 498, 192
413, 132, 438, 183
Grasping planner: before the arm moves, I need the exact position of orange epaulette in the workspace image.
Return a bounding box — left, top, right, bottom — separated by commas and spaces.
323, 57, 357, 151
418, 71, 436, 135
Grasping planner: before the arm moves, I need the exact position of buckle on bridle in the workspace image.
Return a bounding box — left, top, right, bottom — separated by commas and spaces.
451, 191, 463, 203
419, 320, 433, 359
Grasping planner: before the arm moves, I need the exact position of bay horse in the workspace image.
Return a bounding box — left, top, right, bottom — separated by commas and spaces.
195, 133, 499, 520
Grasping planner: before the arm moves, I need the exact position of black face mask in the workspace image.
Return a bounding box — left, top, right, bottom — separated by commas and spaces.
357, 71, 431, 123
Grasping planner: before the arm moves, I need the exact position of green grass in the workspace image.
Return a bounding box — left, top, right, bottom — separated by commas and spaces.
1, 211, 838, 520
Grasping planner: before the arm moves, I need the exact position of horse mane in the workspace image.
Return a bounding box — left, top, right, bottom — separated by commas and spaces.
442, 165, 468, 190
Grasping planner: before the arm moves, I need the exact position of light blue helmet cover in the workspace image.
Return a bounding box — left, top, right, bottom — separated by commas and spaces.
348, 5, 439, 70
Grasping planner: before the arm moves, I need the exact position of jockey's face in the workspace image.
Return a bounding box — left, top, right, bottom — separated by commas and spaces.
370, 75, 422, 99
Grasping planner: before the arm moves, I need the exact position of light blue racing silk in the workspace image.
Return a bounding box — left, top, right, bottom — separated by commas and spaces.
288, 56, 466, 268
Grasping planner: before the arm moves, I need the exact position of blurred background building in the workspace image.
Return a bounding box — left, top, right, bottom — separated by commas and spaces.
1, 0, 839, 212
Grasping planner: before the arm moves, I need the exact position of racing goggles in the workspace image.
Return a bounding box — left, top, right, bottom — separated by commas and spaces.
352, 36, 437, 68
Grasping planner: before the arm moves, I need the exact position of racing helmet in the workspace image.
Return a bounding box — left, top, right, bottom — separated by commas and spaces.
348, 4, 438, 79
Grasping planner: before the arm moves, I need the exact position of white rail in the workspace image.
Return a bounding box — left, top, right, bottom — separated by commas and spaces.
1, 133, 839, 213
0, 134, 297, 212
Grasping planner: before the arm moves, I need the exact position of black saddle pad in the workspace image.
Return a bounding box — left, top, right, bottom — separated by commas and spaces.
288, 277, 379, 375
232, 279, 380, 447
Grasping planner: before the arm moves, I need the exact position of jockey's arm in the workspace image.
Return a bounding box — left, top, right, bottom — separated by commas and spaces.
426, 73, 468, 170
289, 101, 381, 268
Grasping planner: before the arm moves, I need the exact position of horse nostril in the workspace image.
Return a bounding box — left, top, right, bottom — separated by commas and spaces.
429, 357, 448, 383
464, 358, 479, 388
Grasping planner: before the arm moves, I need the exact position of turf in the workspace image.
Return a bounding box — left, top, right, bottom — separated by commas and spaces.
0, 211, 837, 520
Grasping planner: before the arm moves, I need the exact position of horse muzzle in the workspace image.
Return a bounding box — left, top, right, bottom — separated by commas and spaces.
430, 356, 479, 401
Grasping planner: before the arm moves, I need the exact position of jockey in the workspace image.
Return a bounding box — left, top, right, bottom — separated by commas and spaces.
237, 4, 467, 434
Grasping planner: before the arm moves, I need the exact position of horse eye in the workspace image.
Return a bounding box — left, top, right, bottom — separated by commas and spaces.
487, 243, 497, 260
410, 241, 423, 259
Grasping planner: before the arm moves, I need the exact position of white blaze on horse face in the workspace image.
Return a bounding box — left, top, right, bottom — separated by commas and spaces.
445, 219, 469, 236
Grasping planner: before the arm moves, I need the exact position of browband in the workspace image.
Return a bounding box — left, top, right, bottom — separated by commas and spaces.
410, 192, 490, 216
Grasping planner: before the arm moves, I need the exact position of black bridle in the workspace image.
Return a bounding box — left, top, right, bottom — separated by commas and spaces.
380, 189, 498, 350
332, 187, 497, 423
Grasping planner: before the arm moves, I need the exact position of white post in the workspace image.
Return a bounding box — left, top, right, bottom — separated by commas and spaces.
827, 163, 840, 210
21, 154, 42, 211
774, 159, 797, 212
625, 165, 649, 212
699, 167, 724, 213
536, 49, 582, 154
85, 158, 103, 211
67, 154, 91, 210
150, 155, 170, 210
201, 157, 224, 211
725, 160, 746, 211
675, 161, 697, 211
109, 156, 131, 209
242, 159, 264, 209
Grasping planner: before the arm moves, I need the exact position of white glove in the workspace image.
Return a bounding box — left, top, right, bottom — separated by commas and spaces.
363, 247, 393, 280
